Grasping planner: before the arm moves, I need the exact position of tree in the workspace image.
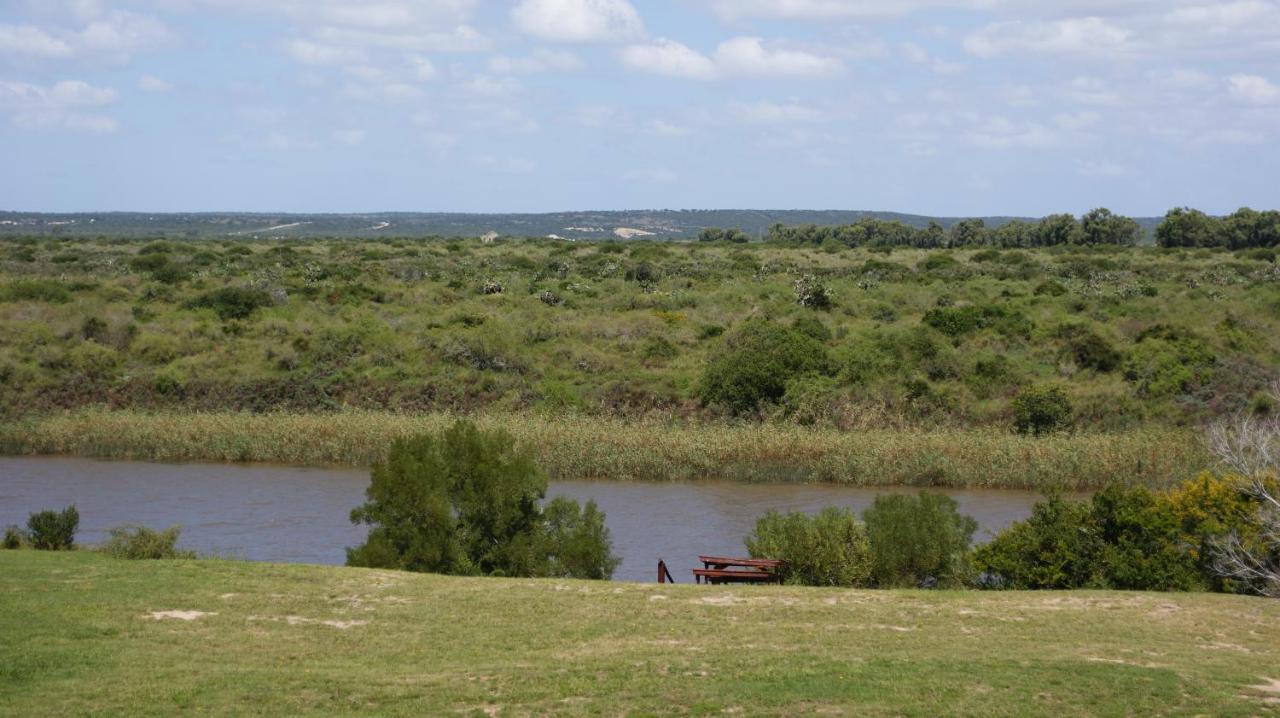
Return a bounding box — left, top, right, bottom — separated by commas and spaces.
1206, 381, 1280, 597
1155, 207, 1221, 247
1081, 207, 1141, 245
1035, 214, 1083, 246
348, 421, 619, 579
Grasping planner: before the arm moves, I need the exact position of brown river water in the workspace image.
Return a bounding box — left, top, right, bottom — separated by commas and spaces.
0, 456, 1063, 583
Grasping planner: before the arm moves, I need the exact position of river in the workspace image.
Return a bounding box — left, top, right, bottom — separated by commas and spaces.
0, 456, 1060, 582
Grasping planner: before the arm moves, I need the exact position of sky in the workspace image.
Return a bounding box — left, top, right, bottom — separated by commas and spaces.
1, 0, 1278, 216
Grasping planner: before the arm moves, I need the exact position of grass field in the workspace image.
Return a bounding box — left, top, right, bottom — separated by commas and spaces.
2, 551, 1278, 716
0, 410, 1209, 489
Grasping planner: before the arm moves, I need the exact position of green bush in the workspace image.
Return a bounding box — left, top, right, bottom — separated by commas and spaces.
745, 508, 872, 587
1055, 324, 1122, 372
539, 497, 620, 580
1034, 280, 1068, 297
1011, 385, 1073, 435
100, 525, 194, 560
0, 279, 71, 304
27, 506, 79, 550
347, 421, 618, 579
700, 319, 831, 414
976, 486, 1205, 591
791, 315, 832, 342
1123, 326, 1215, 398
186, 287, 274, 320
973, 494, 1101, 589
863, 493, 977, 587
3, 525, 24, 549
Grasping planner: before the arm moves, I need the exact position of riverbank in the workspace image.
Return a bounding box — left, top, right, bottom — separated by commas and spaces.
0, 410, 1210, 490
2, 551, 1278, 716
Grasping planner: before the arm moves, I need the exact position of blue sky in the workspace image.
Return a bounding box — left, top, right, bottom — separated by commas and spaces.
1, 0, 1278, 216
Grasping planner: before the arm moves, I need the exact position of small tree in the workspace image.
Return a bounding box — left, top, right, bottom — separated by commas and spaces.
348, 421, 618, 579
1206, 381, 1280, 597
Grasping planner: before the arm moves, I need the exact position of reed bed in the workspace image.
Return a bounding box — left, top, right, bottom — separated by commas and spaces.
0, 410, 1212, 490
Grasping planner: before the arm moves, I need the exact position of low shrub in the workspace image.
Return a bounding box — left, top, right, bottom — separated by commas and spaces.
27, 505, 79, 550
3, 525, 24, 549
186, 287, 274, 320
0, 279, 71, 304
101, 525, 195, 560
1055, 324, 1122, 372
1123, 326, 1215, 398
700, 319, 831, 414
863, 492, 977, 588
1011, 385, 1073, 435
791, 315, 832, 343
745, 508, 872, 587
976, 484, 1213, 591
793, 274, 834, 309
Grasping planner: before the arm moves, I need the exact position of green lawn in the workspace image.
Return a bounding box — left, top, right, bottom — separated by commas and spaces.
2, 551, 1278, 716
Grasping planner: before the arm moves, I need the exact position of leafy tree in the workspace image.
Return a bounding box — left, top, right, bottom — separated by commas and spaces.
186, 287, 273, 320
1035, 214, 1083, 246
974, 494, 1101, 589
348, 421, 618, 579
1081, 208, 1141, 245
1156, 207, 1220, 247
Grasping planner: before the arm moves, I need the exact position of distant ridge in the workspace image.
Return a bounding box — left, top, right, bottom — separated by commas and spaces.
0, 209, 1163, 240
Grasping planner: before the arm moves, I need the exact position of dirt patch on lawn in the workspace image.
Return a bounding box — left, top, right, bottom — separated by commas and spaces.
146, 610, 216, 622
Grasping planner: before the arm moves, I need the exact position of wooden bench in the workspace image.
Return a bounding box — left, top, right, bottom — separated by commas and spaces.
692, 556, 785, 585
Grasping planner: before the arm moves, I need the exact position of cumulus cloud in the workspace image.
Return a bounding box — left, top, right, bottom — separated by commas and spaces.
332, 128, 367, 145
0, 79, 120, 133
0, 10, 170, 62
285, 39, 367, 66
965, 17, 1133, 58
713, 37, 842, 77
619, 39, 718, 80
511, 0, 644, 44
1226, 75, 1280, 105
620, 37, 842, 80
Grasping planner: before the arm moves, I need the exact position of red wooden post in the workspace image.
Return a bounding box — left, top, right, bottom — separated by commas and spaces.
658, 559, 667, 584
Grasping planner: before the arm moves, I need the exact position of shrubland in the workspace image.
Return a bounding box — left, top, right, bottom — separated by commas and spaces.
0, 234, 1276, 486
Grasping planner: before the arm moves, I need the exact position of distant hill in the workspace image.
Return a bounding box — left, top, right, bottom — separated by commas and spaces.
0, 209, 1164, 240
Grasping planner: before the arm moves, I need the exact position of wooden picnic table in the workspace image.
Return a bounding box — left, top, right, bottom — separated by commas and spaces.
692, 555, 784, 585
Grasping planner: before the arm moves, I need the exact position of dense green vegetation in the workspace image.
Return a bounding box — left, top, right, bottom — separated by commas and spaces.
1, 235, 1276, 429
3, 550, 1279, 716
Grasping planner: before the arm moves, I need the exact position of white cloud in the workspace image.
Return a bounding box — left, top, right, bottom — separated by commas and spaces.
0, 9, 169, 62
704, 0, 958, 20
1227, 74, 1280, 105
474, 154, 536, 173
511, 0, 644, 44
1076, 159, 1129, 177
137, 75, 172, 92
285, 39, 367, 66
332, 128, 367, 145
489, 48, 583, 74
965, 17, 1132, 58
410, 55, 437, 80
966, 115, 1060, 149
712, 37, 842, 77
0, 25, 74, 58
621, 37, 842, 80
619, 39, 717, 80
0, 79, 120, 133
646, 119, 690, 136
731, 100, 825, 124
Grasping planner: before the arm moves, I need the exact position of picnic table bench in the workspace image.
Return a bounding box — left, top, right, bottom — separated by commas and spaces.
692, 555, 784, 585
